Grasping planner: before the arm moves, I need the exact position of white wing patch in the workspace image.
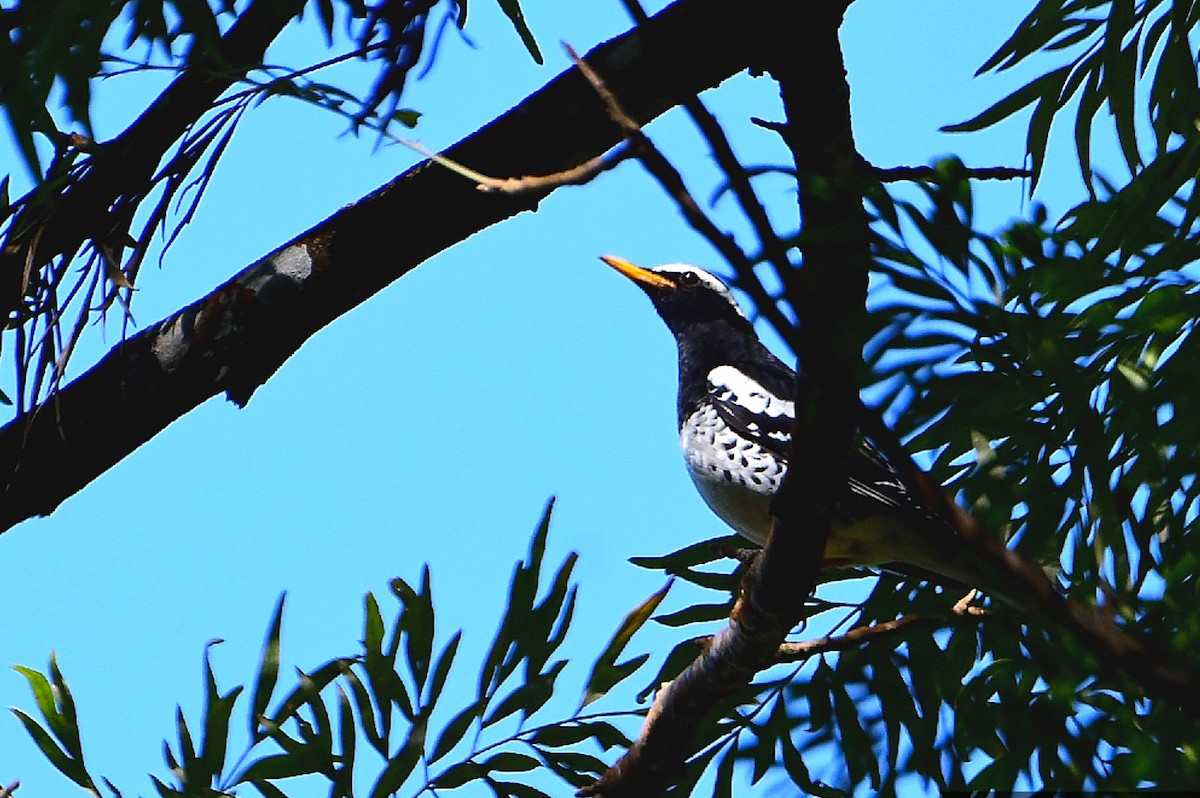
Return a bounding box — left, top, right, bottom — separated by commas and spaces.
707, 365, 794, 420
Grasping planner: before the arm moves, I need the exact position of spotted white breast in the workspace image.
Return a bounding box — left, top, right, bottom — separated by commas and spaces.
678, 366, 792, 545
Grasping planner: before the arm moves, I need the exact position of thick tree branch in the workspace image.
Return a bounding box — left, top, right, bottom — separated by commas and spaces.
0, 0, 771, 536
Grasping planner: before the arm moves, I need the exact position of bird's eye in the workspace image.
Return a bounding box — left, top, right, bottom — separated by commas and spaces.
678, 271, 700, 287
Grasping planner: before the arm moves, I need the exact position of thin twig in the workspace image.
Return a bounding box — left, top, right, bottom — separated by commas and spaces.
620, 0, 795, 319
776, 616, 934, 663
776, 591, 984, 663
391, 134, 637, 194
564, 43, 805, 357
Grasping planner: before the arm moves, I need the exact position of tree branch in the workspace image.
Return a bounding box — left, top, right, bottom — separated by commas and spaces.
581, 3, 870, 794
857, 408, 1200, 716
0, 0, 771, 536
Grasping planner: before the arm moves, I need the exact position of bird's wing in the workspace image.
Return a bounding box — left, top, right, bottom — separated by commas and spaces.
705, 364, 795, 460
844, 439, 928, 518
705, 364, 928, 519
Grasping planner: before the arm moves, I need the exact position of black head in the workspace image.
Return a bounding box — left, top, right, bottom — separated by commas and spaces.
599, 255, 752, 339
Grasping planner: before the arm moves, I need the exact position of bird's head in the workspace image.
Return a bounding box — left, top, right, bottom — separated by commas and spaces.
599, 255, 751, 339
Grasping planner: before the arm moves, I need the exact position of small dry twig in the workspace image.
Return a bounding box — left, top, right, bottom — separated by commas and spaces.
776, 615, 932, 663
389, 132, 637, 194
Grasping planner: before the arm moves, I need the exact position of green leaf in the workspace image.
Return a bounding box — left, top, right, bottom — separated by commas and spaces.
250, 594, 286, 741
429, 700, 483, 763
479, 499, 556, 700
294, 669, 334, 760
391, 108, 421, 128
432, 761, 484, 789
1074, 66, 1104, 191
489, 780, 552, 798
11, 708, 92, 789
266, 658, 354, 737
494, 0, 543, 63
943, 65, 1071, 134
238, 752, 325, 782
637, 637, 704, 703
807, 659, 834, 733
484, 660, 566, 727
250, 779, 290, 798
976, 2, 1067, 74
200, 641, 243, 782
426, 630, 462, 709
533, 748, 609, 787
653, 600, 733, 627
48, 652, 84, 756
363, 588, 410, 739
368, 721, 424, 798
713, 740, 736, 798
582, 581, 672, 707
530, 720, 632, 750
520, 551, 578, 676
174, 705, 204, 788
629, 535, 744, 571
392, 565, 435, 695
483, 751, 540, 773
333, 686, 356, 796
341, 667, 386, 756
315, 0, 335, 44
832, 680, 878, 789
365, 592, 385, 652
150, 775, 184, 798
780, 723, 818, 793
13, 663, 71, 748
1104, 1, 1141, 172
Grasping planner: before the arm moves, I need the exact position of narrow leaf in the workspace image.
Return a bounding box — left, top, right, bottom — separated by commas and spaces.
582, 581, 672, 707
250, 594, 286, 741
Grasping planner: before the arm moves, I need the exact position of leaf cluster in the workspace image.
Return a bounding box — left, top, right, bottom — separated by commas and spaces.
844, 137, 1200, 787
12, 501, 640, 798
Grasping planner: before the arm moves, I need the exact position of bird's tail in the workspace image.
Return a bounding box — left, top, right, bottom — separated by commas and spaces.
887, 532, 1054, 613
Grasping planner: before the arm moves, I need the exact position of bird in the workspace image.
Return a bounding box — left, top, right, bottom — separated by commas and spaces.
599, 254, 1024, 607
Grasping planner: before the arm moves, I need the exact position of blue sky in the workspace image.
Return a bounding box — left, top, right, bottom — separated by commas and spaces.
0, 0, 1103, 793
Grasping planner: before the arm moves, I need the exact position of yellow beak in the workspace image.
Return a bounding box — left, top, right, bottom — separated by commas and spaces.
599, 255, 676, 290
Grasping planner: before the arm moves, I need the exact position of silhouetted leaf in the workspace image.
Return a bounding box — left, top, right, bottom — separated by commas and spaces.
200, 640, 243, 782
495, 0, 542, 63
250, 594, 286, 741
582, 581, 672, 707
